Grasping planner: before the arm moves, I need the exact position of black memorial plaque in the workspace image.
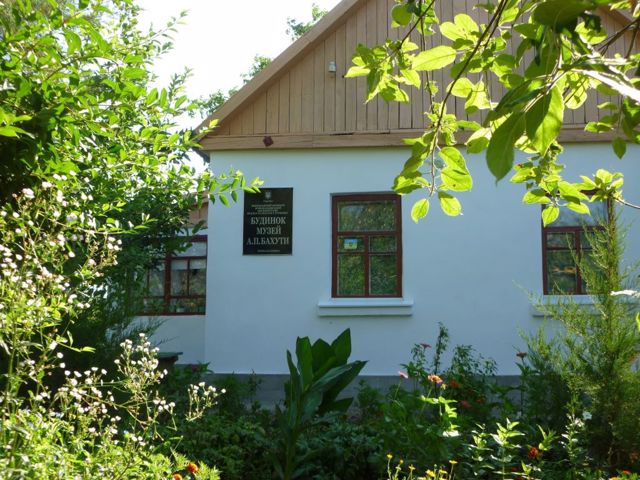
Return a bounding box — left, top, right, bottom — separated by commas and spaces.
243, 188, 293, 255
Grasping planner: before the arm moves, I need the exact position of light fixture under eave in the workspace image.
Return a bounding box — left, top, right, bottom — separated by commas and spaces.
328, 61, 337, 73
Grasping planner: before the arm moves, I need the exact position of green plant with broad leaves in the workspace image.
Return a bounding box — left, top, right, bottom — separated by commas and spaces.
346, 0, 639, 224
274, 328, 366, 480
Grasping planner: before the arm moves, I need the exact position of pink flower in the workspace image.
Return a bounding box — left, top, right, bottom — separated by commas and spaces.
427, 374, 443, 385
398, 371, 409, 379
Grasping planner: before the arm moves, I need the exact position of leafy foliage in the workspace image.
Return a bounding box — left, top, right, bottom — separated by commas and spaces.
274, 329, 366, 480
286, 3, 329, 40
525, 215, 640, 469
346, 0, 639, 222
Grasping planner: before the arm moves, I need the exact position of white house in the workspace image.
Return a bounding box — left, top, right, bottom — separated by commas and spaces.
147, 0, 640, 382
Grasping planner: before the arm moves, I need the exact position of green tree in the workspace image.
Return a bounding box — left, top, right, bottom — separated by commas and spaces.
346, 0, 640, 224
286, 3, 329, 40
0, 0, 259, 380
525, 214, 640, 468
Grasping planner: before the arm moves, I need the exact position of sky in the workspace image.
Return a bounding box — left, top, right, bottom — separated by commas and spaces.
136, 0, 342, 121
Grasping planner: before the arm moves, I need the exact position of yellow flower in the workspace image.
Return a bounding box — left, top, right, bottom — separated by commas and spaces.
427, 470, 436, 478
449, 460, 458, 465
387, 454, 393, 460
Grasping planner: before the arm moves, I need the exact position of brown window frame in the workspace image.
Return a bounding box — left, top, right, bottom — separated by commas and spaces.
332, 193, 402, 298
143, 235, 207, 315
541, 201, 609, 295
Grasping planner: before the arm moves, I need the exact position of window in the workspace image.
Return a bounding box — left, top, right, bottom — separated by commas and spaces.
332, 194, 402, 297
542, 203, 608, 295
143, 236, 207, 314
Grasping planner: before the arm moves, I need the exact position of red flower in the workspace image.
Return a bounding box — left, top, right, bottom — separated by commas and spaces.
186, 463, 199, 474
528, 447, 540, 460
621, 470, 632, 476
173, 474, 183, 480
427, 374, 443, 384
448, 378, 460, 389
460, 400, 472, 409
516, 351, 528, 359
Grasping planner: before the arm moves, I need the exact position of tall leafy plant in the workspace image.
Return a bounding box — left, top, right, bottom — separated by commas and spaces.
274, 329, 366, 480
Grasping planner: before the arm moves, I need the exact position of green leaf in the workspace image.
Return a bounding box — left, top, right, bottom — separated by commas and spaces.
412, 46, 457, 72
466, 127, 491, 154
565, 201, 590, 214
612, 137, 626, 159
438, 191, 462, 216
542, 205, 560, 226
401, 68, 421, 89
465, 81, 490, 114
411, 198, 430, 222
525, 85, 564, 154
523, 189, 551, 204
345, 65, 370, 78
391, 4, 412, 26
439, 147, 473, 191
450, 78, 474, 98
486, 113, 525, 181
532, 0, 594, 30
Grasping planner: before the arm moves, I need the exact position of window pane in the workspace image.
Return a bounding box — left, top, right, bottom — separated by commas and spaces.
143, 297, 164, 314
171, 259, 189, 295
189, 259, 206, 295
546, 232, 574, 249
179, 241, 207, 257
547, 251, 577, 294
370, 236, 397, 252
337, 236, 364, 252
337, 254, 365, 296
338, 201, 396, 231
147, 268, 165, 296
370, 255, 397, 295
170, 298, 205, 314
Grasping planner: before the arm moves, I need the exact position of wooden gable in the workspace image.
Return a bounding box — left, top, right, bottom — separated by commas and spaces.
199, 0, 638, 151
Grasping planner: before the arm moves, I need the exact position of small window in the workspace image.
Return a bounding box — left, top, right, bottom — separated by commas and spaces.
542, 203, 608, 295
143, 237, 207, 314
332, 194, 402, 297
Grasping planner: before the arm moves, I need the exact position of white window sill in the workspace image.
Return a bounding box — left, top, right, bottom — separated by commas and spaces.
530, 294, 638, 317
317, 298, 413, 317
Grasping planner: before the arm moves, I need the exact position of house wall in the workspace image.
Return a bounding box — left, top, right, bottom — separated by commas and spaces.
202, 144, 640, 376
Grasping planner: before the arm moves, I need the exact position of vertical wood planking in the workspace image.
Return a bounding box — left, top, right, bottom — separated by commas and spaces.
366, 0, 378, 130
345, 15, 357, 131
228, 115, 242, 135
302, 55, 315, 132
290, 65, 302, 132
253, 91, 267, 134
335, 23, 347, 132
313, 43, 325, 133
279, 72, 290, 133
325, 33, 337, 132
266, 84, 280, 133
356, 4, 367, 131
241, 105, 254, 135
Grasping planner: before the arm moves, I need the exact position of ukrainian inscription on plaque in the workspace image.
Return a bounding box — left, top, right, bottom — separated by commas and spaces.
243, 188, 293, 255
